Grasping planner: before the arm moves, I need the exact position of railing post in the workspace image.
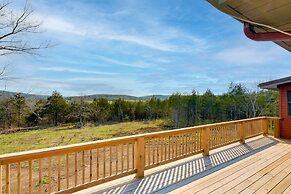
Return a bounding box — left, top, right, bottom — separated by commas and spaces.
274, 119, 280, 138
202, 127, 210, 156
239, 122, 245, 144
135, 137, 145, 178
263, 118, 268, 136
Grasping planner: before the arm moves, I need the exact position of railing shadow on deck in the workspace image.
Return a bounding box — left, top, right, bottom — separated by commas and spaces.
93, 136, 279, 194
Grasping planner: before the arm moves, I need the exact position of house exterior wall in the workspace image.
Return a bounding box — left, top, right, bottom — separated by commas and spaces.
279, 84, 291, 138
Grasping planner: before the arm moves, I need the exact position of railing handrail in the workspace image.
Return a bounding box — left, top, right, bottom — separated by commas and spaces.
0, 116, 276, 163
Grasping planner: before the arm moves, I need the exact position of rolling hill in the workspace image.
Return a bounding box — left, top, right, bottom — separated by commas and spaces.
0, 90, 169, 101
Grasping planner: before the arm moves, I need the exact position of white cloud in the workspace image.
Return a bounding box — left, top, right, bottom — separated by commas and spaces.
38, 15, 86, 36
35, 8, 207, 53
214, 44, 284, 65
39, 67, 118, 75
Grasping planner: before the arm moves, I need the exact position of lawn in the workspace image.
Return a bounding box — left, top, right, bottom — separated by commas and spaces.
0, 120, 170, 154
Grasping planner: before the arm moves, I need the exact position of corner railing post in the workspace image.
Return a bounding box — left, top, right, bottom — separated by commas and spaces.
135, 136, 145, 178
239, 122, 245, 144
263, 117, 268, 136
202, 127, 210, 156
274, 118, 280, 138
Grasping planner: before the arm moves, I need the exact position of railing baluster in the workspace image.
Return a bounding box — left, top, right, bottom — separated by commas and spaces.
28, 160, 32, 194
152, 139, 155, 164
82, 151, 85, 184
147, 140, 151, 165
48, 158, 51, 194
96, 148, 99, 179
17, 162, 20, 194
132, 143, 134, 169
172, 136, 174, 158
90, 150, 92, 182
116, 145, 118, 175
58, 156, 61, 191
38, 159, 42, 194
109, 146, 112, 176
74, 152, 78, 186
127, 144, 129, 171
175, 135, 179, 158
161, 138, 163, 162
121, 145, 124, 173
103, 148, 106, 178
168, 136, 171, 159
66, 154, 69, 189
6, 164, 10, 194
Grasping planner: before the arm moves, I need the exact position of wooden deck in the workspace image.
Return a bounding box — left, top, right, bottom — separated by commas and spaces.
75, 136, 291, 194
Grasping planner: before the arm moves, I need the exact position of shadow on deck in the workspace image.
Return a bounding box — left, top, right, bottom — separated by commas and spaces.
76, 136, 285, 194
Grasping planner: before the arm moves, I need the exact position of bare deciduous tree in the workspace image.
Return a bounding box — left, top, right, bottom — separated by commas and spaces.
0, 0, 49, 56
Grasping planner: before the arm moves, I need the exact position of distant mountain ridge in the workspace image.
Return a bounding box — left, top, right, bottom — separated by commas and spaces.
0, 90, 169, 101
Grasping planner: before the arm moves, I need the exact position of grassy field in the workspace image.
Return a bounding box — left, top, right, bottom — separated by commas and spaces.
0, 120, 170, 154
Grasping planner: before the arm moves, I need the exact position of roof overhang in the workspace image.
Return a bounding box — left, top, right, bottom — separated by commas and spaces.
207, 0, 291, 52
258, 76, 291, 90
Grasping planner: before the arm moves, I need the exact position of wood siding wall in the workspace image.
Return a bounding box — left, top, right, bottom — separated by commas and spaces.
279, 84, 291, 138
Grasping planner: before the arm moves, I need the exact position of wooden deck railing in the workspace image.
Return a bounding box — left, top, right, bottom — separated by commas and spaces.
0, 117, 280, 194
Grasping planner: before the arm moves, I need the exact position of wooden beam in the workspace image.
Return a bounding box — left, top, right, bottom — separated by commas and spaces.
135, 137, 145, 178
202, 128, 210, 156
240, 122, 245, 144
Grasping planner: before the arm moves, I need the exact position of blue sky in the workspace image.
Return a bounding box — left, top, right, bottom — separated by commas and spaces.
1, 0, 291, 96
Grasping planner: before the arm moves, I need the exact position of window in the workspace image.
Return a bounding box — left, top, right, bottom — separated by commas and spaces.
288, 91, 291, 116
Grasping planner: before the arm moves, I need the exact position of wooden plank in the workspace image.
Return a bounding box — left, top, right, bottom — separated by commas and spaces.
48, 158, 51, 194
74, 152, 78, 186
283, 185, 291, 194
158, 139, 161, 162
115, 145, 118, 175
135, 137, 145, 178
269, 172, 291, 194
202, 127, 210, 156
96, 148, 99, 179
152, 139, 155, 164
109, 146, 112, 176
198, 149, 291, 194
174, 143, 290, 194
147, 140, 151, 166
121, 145, 124, 173
66, 154, 69, 189
161, 138, 164, 162
57, 156, 61, 191
223, 153, 291, 194
28, 160, 32, 194
132, 143, 134, 169
103, 148, 106, 178
56, 170, 136, 194
254, 159, 291, 194
5, 164, 9, 194
82, 151, 85, 184
38, 159, 42, 194
226, 151, 291, 194
240, 122, 245, 144
17, 162, 20, 194
90, 150, 92, 181
126, 144, 129, 171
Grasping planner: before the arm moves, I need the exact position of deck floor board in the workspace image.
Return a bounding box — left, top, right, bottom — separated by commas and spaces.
73, 136, 291, 194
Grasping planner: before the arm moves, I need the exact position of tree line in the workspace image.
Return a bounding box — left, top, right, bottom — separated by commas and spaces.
0, 83, 278, 130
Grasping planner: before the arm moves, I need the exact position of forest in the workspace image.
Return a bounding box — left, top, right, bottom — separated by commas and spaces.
0, 83, 278, 131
